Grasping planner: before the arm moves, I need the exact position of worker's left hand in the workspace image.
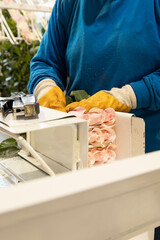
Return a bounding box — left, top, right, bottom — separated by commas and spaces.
65, 91, 131, 113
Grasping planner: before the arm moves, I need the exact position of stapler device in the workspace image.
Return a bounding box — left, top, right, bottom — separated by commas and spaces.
0, 92, 39, 119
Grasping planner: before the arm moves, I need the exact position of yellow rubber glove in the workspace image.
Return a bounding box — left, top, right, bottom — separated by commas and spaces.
65, 91, 131, 113
38, 85, 66, 112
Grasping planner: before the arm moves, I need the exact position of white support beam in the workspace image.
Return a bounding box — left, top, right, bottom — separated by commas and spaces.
0, 2, 52, 12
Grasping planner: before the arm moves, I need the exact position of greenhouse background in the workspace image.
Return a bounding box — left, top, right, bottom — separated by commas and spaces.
0, 0, 55, 96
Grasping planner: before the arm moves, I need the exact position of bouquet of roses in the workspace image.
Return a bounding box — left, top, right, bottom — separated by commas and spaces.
68, 106, 117, 167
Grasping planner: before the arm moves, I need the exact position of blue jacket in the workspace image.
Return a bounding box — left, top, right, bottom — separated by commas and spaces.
28, 0, 160, 153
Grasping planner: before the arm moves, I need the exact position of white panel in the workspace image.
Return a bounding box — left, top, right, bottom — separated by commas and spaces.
30, 125, 78, 170
115, 112, 145, 160
0, 151, 160, 240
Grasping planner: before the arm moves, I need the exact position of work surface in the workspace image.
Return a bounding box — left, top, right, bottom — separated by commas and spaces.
0, 148, 160, 240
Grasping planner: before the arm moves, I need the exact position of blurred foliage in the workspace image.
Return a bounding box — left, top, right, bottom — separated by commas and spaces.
0, 138, 20, 158
0, 9, 40, 97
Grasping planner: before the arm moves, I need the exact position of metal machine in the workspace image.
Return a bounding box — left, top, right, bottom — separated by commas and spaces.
0, 92, 39, 119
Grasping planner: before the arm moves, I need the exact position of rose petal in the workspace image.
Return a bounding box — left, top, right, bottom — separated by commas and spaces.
68, 107, 86, 118
88, 151, 96, 167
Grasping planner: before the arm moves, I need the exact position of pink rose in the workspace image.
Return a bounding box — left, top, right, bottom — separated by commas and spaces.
89, 127, 105, 146
84, 108, 106, 125
88, 146, 116, 167
100, 125, 116, 143
103, 108, 116, 127
89, 126, 116, 147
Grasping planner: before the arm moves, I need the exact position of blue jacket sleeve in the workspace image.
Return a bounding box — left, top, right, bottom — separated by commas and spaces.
130, 69, 160, 111
28, 0, 67, 93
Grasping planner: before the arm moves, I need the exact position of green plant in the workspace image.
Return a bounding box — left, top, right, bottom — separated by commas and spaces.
0, 138, 20, 158
0, 40, 40, 96
0, 9, 40, 97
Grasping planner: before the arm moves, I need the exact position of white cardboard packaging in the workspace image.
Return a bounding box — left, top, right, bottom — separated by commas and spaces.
0, 107, 145, 173
29, 111, 145, 173
115, 112, 145, 160
0, 107, 89, 174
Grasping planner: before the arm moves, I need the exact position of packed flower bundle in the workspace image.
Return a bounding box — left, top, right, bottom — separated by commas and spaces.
68, 107, 117, 167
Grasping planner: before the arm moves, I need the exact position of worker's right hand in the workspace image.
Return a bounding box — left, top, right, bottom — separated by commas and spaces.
38, 85, 66, 112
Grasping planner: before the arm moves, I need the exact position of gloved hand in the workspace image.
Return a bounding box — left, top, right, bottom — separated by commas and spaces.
38, 85, 66, 112
65, 91, 131, 113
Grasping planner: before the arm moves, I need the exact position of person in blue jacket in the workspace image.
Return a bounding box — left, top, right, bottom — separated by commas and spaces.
28, 0, 160, 152
28, 1, 160, 237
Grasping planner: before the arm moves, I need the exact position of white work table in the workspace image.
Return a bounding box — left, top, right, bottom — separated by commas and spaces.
0, 108, 156, 240
0, 132, 47, 188
0, 150, 160, 240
